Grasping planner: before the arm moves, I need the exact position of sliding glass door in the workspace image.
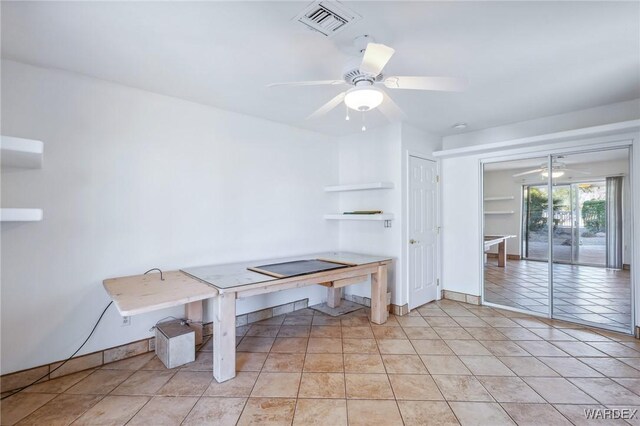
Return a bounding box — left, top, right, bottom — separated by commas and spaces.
483, 157, 549, 316
483, 147, 633, 334
550, 149, 631, 332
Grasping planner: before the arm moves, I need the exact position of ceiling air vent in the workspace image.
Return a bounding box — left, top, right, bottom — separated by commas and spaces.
294, 1, 362, 37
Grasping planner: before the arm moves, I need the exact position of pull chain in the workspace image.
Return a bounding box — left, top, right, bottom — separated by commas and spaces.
345, 104, 350, 121
361, 111, 366, 131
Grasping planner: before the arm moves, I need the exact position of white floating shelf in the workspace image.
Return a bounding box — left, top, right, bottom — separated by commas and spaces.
324, 182, 394, 192
1, 208, 43, 222
484, 211, 515, 215
484, 196, 515, 201
324, 213, 394, 221
1, 136, 44, 169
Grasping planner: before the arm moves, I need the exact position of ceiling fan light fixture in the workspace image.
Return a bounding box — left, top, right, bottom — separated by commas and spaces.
344, 86, 383, 111
541, 170, 565, 178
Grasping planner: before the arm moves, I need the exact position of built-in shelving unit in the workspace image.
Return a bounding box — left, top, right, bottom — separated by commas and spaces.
324, 213, 394, 221
0, 208, 43, 222
324, 181, 394, 226
1, 136, 44, 169
1, 135, 44, 222
324, 182, 394, 192
484, 196, 515, 201
484, 211, 515, 215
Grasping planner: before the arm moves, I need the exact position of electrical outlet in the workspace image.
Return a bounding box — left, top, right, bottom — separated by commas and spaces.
122, 316, 131, 326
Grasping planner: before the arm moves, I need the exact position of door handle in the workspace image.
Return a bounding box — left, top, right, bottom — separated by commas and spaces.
410, 239, 419, 244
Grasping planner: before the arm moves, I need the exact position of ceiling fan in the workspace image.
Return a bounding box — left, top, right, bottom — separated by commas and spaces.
268, 35, 467, 129
512, 159, 591, 179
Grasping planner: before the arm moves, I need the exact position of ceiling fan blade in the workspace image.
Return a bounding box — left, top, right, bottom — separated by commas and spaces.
512, 169, 544, 177
306, 92, 346, 120
360, 43, 395, 76
378, 92, 407, 123
384, 76, 468, 92
564, 169, 592, 175
268, 80, 345, 88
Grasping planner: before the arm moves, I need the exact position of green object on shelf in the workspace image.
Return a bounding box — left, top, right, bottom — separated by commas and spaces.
343, 211, 383, 215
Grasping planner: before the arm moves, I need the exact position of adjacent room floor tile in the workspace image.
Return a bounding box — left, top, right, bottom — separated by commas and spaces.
293, 398, 348, 426
298, 373, 345, 399
381, 354, 428, 374
449, 401, 515, 425
250, 372, 301, 398
523, 377, 597, 404
158, 370, 212, 396
346, 400, 403, 426
345, 374, 394, 400
182, 397, 246, 426
72, 395, 149, 425
262, 353, 305, 372
568, 377, 640, 405
343, 354, 385, 374
0, 393, 57, 425
432, 375, 493, 402
397, 401, 459, 426
388, 374, 443, 400
459, 355, 515, 376
15, 394, 103, 425
477, 376, 545, 403
501, 403, 572, 425
421, 355, 472, 375
237, 398, 296, 426
203, 371, 258, 397
303, 353, 344, 373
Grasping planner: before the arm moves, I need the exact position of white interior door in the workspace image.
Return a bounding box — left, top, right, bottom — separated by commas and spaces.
408, 156, 439, 309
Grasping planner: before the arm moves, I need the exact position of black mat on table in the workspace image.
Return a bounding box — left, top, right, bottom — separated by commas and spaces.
251, 259, 348, 278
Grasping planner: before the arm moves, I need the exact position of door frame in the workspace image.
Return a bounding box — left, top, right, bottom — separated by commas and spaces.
479, 140, 636, 335
405, 151, 441, 310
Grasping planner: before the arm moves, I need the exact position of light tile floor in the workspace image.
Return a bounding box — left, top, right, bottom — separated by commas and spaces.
485, 260, 632, 332
2, 300, 639, 425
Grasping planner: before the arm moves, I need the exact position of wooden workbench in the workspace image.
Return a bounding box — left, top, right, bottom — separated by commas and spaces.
484, 235, 515, 267
103, 252, 392, 383
182, 252, 392, 382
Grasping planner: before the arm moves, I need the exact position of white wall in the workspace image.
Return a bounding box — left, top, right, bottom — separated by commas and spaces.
483, 169, 523, 256
335, 123, 442, 308
441, 155, 482, 296
443, 99, 640, 150
0, 60, 339, 374
335, 124, 402, 304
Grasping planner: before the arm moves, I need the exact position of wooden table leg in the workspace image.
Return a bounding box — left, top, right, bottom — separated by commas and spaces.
370, 264, 388, 324
327, 286, 342, 308
498, 240, 506, 267
186, 300, 203, 345
213, 292, 236, 383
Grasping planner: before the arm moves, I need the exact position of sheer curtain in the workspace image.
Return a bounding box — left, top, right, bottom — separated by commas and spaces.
605, 176, 623, 269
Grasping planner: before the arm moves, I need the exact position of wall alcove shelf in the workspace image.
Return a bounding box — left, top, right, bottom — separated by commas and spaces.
324, 182, 394, 192
1, 208, 44, 222
1, 135, 44, 169
1, 135, 44, 222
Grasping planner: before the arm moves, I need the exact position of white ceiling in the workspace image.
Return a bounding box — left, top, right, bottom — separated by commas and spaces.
2, 1, 639, 136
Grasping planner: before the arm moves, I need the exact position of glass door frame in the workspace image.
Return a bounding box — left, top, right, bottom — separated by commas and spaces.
480, 143, 635, 335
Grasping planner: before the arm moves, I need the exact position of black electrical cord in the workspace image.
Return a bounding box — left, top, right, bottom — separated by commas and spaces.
1, 301, 113, 400
144, 268, 164, 280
